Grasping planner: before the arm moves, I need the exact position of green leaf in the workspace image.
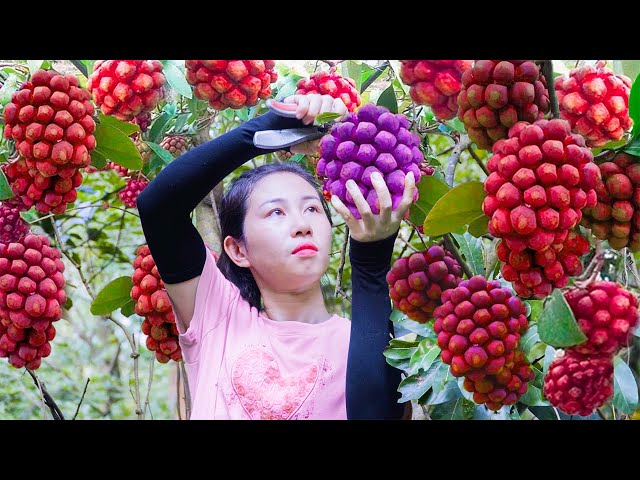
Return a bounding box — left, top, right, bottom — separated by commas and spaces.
542, 346, 556, 376
27, 60, 44, 74
520, 324, 541, 358
19, 210, 38, 223
314, 112, 342, 125
0, 169, 13, 200
538, 289, 587, 348
519, 384, 548, 407
93, 124, 143, 171
146, 141, 175, 165
430, 398, 474, 420
409, 343, 440, 375
120, 299, 136, 317
149, 111, 175, 144
526, 300, 544, 322
407, 175, 450, 226
629, 73, 640, 136
90, 276, 134, 316
424, 377, 462, 405
0, 74, 20, 106
613, 357, 639, 414
423, 182, 487, 237
377, 85, 398, 114
163, 62, 192, 99
344, 61, 362, 92
98, 113, 140, 136
467, 215, 489, 237
451, 232, 484, 276
390, 309, 435, 338
397, 363, 440, 402
528, 406, 560, 420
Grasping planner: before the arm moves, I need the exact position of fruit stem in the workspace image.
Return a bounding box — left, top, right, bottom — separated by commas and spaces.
180, 360, 192, 419
466, 147, 489, 176
576, 239, 604, 287
444, 234, 474, 279
143, 356, 155, 420
541, 60, 560, 119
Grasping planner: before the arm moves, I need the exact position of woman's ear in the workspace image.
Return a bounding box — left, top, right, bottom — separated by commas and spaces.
223, 235, 251, 268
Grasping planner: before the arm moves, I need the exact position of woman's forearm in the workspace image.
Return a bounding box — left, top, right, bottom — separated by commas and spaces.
347, 230, 405, 419
136, 111, 304, 283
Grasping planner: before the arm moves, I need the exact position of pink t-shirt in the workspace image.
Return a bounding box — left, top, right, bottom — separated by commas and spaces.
173, 244, 351, 420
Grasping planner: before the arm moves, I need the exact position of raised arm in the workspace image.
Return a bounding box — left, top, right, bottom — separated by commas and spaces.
136, 111, 304, 331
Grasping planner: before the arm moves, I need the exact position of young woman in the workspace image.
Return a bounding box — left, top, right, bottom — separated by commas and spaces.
137, 94, 416, 420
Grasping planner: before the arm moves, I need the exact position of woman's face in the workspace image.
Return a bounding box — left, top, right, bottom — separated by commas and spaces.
236, 172, 333, 293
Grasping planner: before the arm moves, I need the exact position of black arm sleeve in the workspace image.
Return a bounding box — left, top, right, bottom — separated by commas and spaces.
347, 231, 405, 420
136, 111, 305, 284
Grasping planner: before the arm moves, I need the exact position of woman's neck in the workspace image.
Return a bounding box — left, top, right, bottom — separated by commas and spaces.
259, 283, 332, 324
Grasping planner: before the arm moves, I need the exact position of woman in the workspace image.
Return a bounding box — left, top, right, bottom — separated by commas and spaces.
137, 94, 415, 419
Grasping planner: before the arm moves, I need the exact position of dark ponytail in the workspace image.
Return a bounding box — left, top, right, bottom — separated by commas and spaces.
216, 161, 333, 310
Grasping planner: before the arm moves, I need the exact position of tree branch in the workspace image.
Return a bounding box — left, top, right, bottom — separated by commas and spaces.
27, 369, 65, 420
542, 60, 560, 119
143, 355, 155, 420
445, 134, 472, 187
335, 226, 350, 301
361, 61, 390, 93
444, 234, 474, 279
72, 378, 91, 420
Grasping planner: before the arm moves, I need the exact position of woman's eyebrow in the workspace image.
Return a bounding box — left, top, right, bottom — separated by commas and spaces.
259, 195, 319, 208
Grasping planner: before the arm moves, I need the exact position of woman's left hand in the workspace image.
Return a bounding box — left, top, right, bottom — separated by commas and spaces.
330, 171, 417, 243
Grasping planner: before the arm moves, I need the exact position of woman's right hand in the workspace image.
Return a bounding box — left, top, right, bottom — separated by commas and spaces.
283, 94, 348, 155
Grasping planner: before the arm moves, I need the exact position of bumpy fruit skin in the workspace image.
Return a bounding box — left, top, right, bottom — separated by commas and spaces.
555, 61, 633, 148
544, 352, 613, 416
131, 245, 182, 363
160, 135, 190, 157
316, 103, 422, 219
119, 179, 149, 208
434, 275, 533, 410
2, 69, 95, 214
295, 67, 361, 112
462, 348, 535, 411
496, 229, 590, 299
581, 152, 640, 252
185, 60, 277, 110
132, 112, 152, 132
400, 60, 473, 120
106, 161, 130, 177
0, 203, 29, 243
386, 245, 463, 323
563, 281, 639, 356
484, 119, 600, 297
87, 60, 166, 121
0, 234, 66, 370
457, 60, 550, 150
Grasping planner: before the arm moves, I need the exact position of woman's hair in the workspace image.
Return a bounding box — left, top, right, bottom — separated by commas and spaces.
216, 160, 333, 310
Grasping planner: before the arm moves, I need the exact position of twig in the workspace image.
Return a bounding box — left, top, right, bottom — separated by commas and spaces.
72, 378, 91, 420
143, 355, 155, 419
466, 147, 489, 176
399, 229, 416, 258
542, 60, 560, 119
50, 218, 143, 419
445, 134, 472, 187
574, 60, 581, 68
436, 145, 455, 157
335, 226, 350, 298
361, 61, 390, 93
444, 234, 474, 279
26, 369, 65, 420
576, 239, 604, 287
180, 361, 192, 419
29, 203, 138, 225
69, 60, 88, 78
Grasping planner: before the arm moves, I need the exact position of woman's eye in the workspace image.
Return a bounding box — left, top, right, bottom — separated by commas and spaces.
307, 205, 320, 213
269, 209, 284, 216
